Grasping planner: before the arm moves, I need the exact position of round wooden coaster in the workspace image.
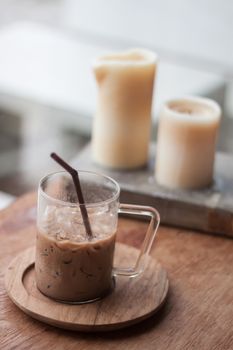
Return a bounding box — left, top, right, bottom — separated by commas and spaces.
5, 243, 169, 332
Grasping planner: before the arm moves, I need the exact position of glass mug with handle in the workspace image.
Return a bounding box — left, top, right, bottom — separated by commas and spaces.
35, 171, 160, 304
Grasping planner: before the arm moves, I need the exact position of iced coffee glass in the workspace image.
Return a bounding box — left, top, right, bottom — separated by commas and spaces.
35, 171, 160, 304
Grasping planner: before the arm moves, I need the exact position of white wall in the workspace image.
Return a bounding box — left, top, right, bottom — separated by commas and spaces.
62, 0, 233, 76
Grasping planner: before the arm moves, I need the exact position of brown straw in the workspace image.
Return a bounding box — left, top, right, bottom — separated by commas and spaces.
50, 152, 93, 239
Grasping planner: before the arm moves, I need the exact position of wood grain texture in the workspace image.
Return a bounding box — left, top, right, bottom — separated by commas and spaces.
5, 245, 168, 332
73, 143, 233, 237
0, 192, 233, 349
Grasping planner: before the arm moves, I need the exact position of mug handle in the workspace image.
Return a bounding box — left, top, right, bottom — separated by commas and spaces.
113, 203, 160, 277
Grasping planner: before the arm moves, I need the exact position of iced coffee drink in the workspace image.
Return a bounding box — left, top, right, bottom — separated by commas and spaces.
35, 171, 119, 303
35, 206, 116, 302
35, 170, 160, 304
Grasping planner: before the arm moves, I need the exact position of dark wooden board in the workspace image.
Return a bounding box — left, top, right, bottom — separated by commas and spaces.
73, 143, 233, 237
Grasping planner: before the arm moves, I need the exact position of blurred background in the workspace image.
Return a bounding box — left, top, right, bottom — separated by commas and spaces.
0, 0, 232, 207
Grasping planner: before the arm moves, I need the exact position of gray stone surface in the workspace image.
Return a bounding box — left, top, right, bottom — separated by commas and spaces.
73, 143, 233, 237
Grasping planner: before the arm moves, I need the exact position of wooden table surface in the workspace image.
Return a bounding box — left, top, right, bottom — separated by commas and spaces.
0, 193, 233, 350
